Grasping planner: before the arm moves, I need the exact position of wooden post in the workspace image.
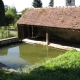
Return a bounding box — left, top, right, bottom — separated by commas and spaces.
28, 25, 30, 38
46, 27, 49, 46
20, 26, 22, 40
32, 25, 33, 38
17, 24, 20, 39
35, 26, 38, 38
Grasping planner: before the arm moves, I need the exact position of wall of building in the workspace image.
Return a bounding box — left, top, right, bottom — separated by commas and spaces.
54, 0, 66, 7
18, 25, 80, 43
37, 27, 46, 37
18, 25, 38, 40
66, 0, 75, 6
18, 25, 29, 40
75, 0, 80, 6
36, 26, 80, 43
54, 0, 75, 7
48, 27, 80, 43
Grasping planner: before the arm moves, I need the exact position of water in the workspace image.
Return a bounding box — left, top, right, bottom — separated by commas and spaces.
0, 43, 66, 70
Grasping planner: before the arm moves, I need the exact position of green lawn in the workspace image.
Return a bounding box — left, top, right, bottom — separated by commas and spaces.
0, 49, 80, 80
0, 30, 7, 38
0, 26, 17, 39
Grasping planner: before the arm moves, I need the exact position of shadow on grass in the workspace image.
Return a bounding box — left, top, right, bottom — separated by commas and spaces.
0, 65, 80, 80
0, 69, 19, 80
21, 66, 80, 80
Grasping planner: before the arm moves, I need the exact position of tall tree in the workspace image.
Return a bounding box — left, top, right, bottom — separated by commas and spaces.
0, 0, 5, 26
49, 0, 54, 7
32, 0, 42, 8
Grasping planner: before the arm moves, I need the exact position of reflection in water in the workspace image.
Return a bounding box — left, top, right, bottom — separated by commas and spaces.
0, 43, 66, 70
0, 46, 30, 70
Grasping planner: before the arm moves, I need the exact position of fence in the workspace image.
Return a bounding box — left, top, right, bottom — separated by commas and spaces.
0, 27, 17, 39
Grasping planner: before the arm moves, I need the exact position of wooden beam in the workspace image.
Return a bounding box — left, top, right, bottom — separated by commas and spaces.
46, 27, 49, 46
28, 25, 30, 38
32, 25, 33, 38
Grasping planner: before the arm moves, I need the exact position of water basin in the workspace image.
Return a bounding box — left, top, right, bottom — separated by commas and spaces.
0, 43, 66, 70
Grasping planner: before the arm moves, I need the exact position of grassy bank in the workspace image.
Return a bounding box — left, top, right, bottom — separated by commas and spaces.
0, 26, 17, 39
0, 49, 80, 80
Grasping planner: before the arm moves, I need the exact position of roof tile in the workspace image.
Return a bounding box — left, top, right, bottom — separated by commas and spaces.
17, 6, 80, 29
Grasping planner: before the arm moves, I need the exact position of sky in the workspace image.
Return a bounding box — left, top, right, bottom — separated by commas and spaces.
2, 0, 50, 12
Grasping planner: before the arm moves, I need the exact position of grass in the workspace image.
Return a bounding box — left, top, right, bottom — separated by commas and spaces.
0, 26, 17, 39
0, 49, 80, 80
0, 69, 16, 80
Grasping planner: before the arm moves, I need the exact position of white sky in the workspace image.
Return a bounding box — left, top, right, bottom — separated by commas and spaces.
2, 0, 50, 12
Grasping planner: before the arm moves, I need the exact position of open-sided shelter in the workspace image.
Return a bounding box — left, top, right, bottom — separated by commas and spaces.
17, 6, 80, 43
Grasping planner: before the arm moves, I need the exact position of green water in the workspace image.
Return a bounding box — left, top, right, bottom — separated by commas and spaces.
0, 43, 66, 70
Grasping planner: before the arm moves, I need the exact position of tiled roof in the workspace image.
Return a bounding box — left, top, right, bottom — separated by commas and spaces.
17, 6, 80, 29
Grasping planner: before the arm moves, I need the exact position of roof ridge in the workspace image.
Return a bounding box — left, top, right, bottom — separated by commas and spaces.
53, 6, 80, 9
27, 6, 80, 10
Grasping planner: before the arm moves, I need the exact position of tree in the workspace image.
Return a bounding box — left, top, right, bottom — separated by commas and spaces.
5, 6, 17, 25
17, 13, 22, 20
21, 8, 27, 14
5, 12, 14, 26
32, 0, 42, 8
5, 6, 17, 37
0, 0, 5, 26
4, 5, 8, 12
17, 8, 27, 20
49, 0, 54, 7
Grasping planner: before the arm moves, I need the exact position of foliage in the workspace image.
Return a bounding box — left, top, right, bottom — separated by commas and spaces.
49, 0, 54, 7
5, 12, 14, 26
16, 8, 27, 20
0, 0, 5, 26
1, 50, 80, 80
8, 31, 17, 37
21, 8, 27, 14
4, 5, 8, 12
16, 8, 28, 20
32, 0, 42, 8
5, 6, 17, 26
17, 13, 22, 20
44, 49, 80, 69
0, 26, 17, 38
0, 69, 20, 80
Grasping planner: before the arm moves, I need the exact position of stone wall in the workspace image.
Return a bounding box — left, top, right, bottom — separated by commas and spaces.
0, 37, 19, 46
